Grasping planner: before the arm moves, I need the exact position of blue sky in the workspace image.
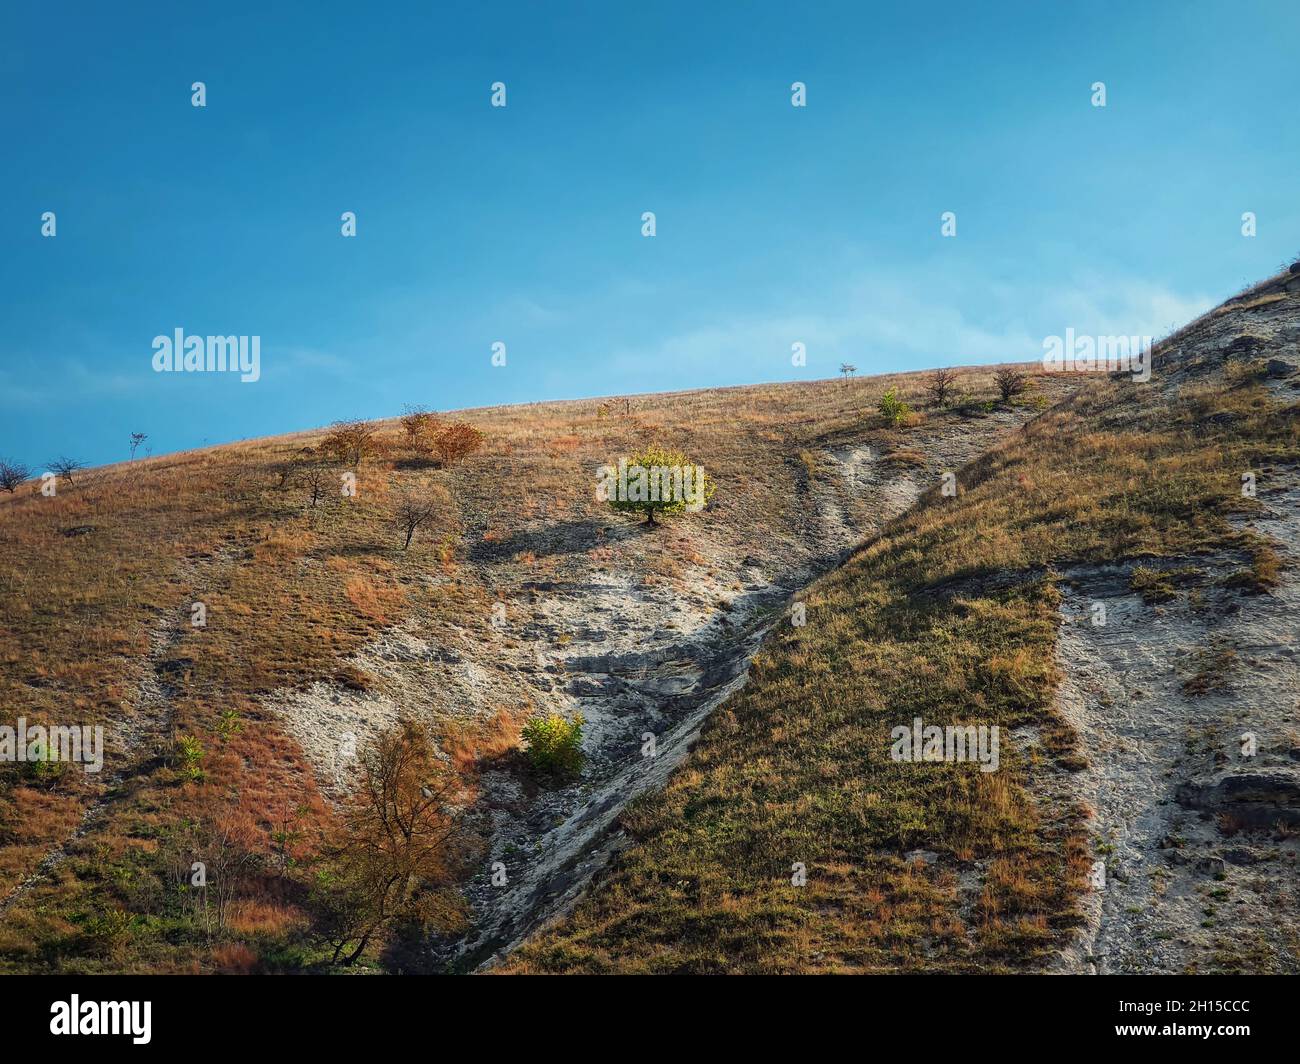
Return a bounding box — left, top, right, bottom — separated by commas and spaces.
1, 0, 1297, 468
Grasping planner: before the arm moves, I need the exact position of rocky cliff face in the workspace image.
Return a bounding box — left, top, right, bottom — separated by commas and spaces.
1050, 269, 1300, 973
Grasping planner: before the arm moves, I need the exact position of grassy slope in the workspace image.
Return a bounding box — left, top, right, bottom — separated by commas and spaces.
0, 365, 1039, 973
504, 324, 1298, 972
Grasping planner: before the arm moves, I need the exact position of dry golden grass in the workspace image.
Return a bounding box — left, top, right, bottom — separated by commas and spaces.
503, 366, 1297, 973
2, 365, 1059, 971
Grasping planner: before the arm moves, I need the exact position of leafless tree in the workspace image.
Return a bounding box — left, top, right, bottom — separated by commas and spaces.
129, 432, 148, 460
271, 459, 296, 489
272, 449, 320, 491
926, 368, 958, 408
994, 367, 1028, 402
395, 488, 441, 550
0, 458, 31, 493
297, 459, 331, 509
47, 456, 86, 485
839, 362, 857, 384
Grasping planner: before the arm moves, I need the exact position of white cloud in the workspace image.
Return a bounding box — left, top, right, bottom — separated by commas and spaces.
601, 267, 1216, 379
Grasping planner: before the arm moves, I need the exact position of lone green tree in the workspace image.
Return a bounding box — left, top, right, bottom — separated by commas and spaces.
601, 445, 715, 526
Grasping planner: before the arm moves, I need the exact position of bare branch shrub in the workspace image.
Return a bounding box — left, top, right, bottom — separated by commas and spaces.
994, 367, 1028, 402
47, 456, 87, 485
926, 368, 957, 408
394, 484, 449, 550
0, 458, 31, 493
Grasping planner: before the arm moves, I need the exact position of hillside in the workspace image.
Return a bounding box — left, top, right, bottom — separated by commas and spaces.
1, 270, 1298, 975
504, 268, 1300, 974
0, 363, 1076, 972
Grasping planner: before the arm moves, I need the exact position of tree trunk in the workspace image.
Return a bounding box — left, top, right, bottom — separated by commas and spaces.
343, 928, 376, 966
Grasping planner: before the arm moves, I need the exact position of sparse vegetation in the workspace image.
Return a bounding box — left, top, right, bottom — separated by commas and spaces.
505, 338, 1299, 974
521, 712, 585, 777
1130, 565, 1202, 604
7, 369, 1015, 972
6, 333, 1292, 975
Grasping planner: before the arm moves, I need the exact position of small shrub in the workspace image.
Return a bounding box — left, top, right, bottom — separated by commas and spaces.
400, 405, 441, 452
0, 458, 31, 493
47, 456, 86, 486
18, 735, 68, 788
334, 665, 375, 692
77, 907, 135, 959
432, 422, 485, 466
215, 709, 244, 742
925, 368, 957, 408
1222, 542, 1281, 593
878, 389, 912, 426
521, 712, 585, 777
174, 735, 206, 782
436, 534, 457, 573
994, 367, 1028, 402
319, 420, 384, 467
